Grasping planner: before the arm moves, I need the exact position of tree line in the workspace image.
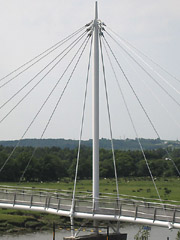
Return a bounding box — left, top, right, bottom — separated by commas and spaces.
0, 138, 180, 150
0, 145, 179, 181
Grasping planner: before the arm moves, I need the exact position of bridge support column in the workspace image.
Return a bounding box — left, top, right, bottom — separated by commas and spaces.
92, 0, 99, 233
93, 220, 99, 234
70, 216, 75, 237
116, 222, 120, 233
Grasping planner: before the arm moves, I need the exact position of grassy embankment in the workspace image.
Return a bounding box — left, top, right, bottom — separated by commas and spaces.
0, 177, 179, 234
1, 177, 179, 200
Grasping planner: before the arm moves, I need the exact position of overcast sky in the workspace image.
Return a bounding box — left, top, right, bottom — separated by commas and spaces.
0, 0, 180, 141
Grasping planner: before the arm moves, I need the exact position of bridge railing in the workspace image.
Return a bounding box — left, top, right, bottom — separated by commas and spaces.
0, 186, 180, 224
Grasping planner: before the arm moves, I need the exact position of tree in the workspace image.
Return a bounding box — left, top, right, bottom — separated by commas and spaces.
176, 231, 180, 240
134, 226, 150, 240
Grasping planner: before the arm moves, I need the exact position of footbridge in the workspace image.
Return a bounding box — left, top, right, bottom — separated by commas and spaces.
0, 185, 180, 229
0, 1, 180, 236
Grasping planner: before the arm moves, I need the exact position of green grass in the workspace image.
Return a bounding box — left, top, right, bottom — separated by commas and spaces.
0, 208, 66, 234
0, 213, 27, 223
0, 177, 179, 201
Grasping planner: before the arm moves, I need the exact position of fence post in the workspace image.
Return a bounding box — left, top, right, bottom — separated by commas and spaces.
107, 225, 109, 240
53, 222, 55, 240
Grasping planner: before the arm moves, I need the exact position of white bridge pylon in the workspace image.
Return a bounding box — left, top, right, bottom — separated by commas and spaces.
0, 1, 180, 232
0, 186, 180, 229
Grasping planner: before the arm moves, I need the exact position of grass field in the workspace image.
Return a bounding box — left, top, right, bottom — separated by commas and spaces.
0, 177, 179, 201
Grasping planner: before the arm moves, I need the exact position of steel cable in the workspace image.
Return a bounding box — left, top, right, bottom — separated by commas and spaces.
0, 26, 86, 85
102, 36, 171, 224
105, 31, 180, 109
0, 35, 90, 174
0, 31, 87, 112
107, 26, 180, 84
104, 33, 180, 177
99, 36, 119, 200
0, 32, 87, 124
104, 36, 160, 138
106, 30, 180, 96
19, 36, 91, 182
71, 35, 93, 208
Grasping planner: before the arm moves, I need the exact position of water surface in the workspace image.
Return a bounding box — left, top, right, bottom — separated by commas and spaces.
1, 225, 179, 240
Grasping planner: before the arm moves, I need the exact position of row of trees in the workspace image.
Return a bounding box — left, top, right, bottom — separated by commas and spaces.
1, 138, 180, 150
0, 145, 179, 181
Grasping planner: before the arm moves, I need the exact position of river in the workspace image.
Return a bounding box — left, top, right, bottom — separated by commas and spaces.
0, 225, 179, 240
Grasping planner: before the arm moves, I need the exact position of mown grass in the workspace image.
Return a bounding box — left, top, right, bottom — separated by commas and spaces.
0, 177, 179, 201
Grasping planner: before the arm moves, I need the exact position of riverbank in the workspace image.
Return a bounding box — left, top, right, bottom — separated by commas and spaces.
0, 208, 70, 235
1, 208, 180, 239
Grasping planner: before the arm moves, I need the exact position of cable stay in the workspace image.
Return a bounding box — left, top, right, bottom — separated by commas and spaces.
99, 36, 119, 200
71, 35, 93, 212
0, 35, 91, 174
107, 26, 180, 85
117, 52, 180, 176
103, 32, 180, 153
103, 36, 160, 137
104, 31, 180, 109
0, 25, 86, 85
101, 35, 171, 225
103, 33, 180, 177
0, 30, 87, 112
106, 30, 180, 97
104, 32, 180, 132
20, 35, 91, 183
0, 29, 87, 90
116, 44, 180, 130
103, 35, 180, 178
102, 32, 179, 181
0, 32, 88, 125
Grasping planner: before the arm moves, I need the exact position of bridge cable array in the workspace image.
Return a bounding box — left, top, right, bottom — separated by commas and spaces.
113, 40, 180, 131
0, 25, 91, 175
105, 30, 180, 177
99, 35, 119, 200
107, 26, 180, 84
105, 31, 180, 109
107, 29, 180, 96
0, 30, 88, 118
19, 35, 91, 183
0, 25, 86, 85
100, 30, 173, 223
72, 34, 93, 209
101, 32, 165, 211
103, 30, 180, 177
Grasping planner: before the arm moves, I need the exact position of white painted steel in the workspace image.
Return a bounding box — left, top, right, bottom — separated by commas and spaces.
92, 1, 99, 207
0, 187, 180, 229
0, 202, 180, 229
0, 4, 179, 232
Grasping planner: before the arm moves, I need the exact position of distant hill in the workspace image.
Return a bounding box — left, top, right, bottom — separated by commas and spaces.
0, 138, 179, 150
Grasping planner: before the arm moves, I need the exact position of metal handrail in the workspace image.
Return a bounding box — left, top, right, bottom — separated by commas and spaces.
0, 186, 180, 229
0, 187, 179, 209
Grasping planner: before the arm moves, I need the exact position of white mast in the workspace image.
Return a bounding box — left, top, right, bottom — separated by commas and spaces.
92, 1, 99, 208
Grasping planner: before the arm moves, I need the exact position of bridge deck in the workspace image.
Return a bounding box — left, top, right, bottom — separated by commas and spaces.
0, 186, 180, 229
